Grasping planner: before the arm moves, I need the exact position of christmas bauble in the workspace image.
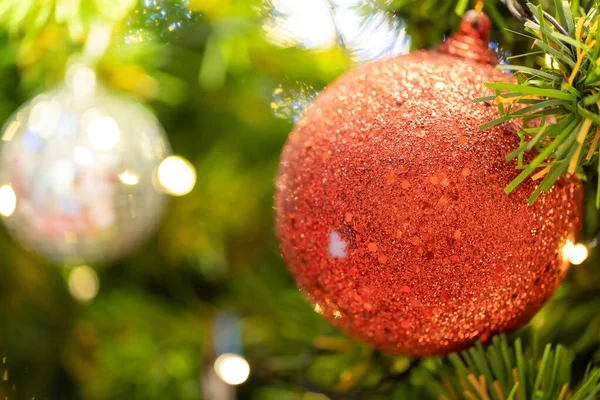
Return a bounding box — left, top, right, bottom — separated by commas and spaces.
275, 12, 583, 356
0, 66, 171, 265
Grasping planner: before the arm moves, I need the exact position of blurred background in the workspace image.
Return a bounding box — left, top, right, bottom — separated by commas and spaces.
0, 0, 599, 399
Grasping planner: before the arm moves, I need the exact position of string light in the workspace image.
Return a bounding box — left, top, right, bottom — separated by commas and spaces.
157, 155, 196, 196
68, 265, 100, 303
0, 186, 16, 217
562, 240, 589, 265
213, 353, 250, 385
569, 244, 589, 265
475, 0, 484, 12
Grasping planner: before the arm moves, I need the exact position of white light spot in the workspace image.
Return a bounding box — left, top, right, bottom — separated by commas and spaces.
87, 116, 120, 150
328, 230, 348, 259
562, 240, 589, 265
157, 156, 196, 196
570, 244, 589, 265
68, 265, 100, 303
118, 170, 140, 186
563, 240, 588, 265
263, 0, 337, 50
28, 99, 62, 137
562, 241, 574, 261
263, 0, 410, 61
66, 63, 97, 97
0, 186, 17, 217
214, 353, 250, 385
73, 146, 94, 165
434, 81, 446, 90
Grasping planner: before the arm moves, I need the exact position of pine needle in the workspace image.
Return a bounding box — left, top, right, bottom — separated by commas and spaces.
479, 2, 600, 205
557, 384, 568, 400
585, 103, 600, 160
569, 118, 593, 173
464, 391, 478, 400
493, 380, 506, 400
532, 166, 551, 180
567, 18, 587, 85
422, 335, 600, 400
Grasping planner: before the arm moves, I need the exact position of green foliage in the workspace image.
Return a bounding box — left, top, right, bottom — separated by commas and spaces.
477, 2, 600, 204
0, 1, 599, 399
421, 335, 600, 400
367, 0, 461, 49
375, 0, 557, 50
0, 0, 137, 39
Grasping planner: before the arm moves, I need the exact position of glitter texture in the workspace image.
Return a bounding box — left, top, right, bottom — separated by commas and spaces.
275, 13, 583, 356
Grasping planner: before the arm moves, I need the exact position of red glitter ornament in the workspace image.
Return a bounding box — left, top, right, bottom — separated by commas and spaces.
274, 11, 583, 356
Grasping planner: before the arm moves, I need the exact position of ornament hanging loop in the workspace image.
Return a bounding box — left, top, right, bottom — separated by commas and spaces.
64, 23, 113, 101
437, 9, 497, 65
474, 0, 484, 12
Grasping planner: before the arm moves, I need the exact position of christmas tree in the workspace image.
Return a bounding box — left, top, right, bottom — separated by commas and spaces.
0, 0, 599, 399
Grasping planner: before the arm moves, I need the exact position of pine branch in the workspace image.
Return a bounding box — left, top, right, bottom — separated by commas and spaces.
421, 335, 600, 400
0, 0, 137, 39
478, 1, 600, 205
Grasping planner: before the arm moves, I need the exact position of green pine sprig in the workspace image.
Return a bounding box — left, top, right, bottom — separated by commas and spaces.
420, 335, 600, 400
0, 0, 137, 39
477, 1, 600, 205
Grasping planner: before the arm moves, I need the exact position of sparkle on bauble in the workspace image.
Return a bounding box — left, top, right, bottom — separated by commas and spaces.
275, 11, 583, 356
0, 64, 172, 265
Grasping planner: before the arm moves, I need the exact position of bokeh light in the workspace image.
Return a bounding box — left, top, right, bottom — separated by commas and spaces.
0, 185, 16, 217
271, 84, 317, 122
118, 170, 141, 186
570, 244, 589, 265
68, 265, 100, 303
157, 156, 196, 196
263, 0, 337, 50
214, 353, 250, 385
562, 240, 589, 265
262, 0, 409, 62
125, 0, 202, 43
87, 116, 121, 151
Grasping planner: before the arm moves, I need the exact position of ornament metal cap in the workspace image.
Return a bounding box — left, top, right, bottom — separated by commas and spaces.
437, 10, 498, 65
